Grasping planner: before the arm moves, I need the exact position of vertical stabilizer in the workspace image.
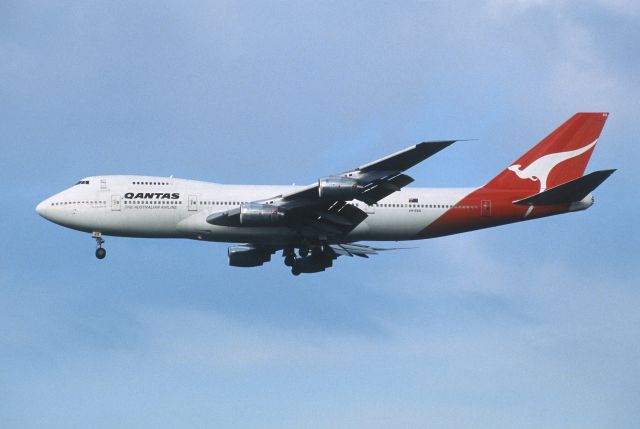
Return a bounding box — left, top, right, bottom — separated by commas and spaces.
485, 112, 609, 192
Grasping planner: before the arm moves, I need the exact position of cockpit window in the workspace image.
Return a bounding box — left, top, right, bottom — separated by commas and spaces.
75, 180, 90, 185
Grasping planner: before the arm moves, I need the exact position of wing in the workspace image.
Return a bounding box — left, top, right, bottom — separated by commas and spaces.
281, 140, 456, 204
207, 140, 456, 241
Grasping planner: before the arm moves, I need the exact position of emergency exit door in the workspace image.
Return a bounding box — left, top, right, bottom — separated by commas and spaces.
188, 195, 198, 211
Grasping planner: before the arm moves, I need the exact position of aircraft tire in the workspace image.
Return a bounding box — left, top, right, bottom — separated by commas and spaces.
95, 248, 106, 259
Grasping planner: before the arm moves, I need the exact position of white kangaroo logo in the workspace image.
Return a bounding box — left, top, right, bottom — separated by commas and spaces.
508, 140, 596, 192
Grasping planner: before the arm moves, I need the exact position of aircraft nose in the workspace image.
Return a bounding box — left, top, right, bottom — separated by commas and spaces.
36, 199, 49, 217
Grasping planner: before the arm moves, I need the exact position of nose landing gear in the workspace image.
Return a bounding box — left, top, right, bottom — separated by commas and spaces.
96, 247, 106, 259
92, 232, 106, 259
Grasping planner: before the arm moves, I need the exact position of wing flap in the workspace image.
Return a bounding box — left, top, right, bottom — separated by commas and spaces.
317, 211, 354, 226
358, 173, 414, 204
329, 243, 415, 257
305, 203, 369, 236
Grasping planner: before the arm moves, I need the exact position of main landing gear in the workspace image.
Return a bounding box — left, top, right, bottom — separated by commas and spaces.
282, 247, 311, 271
283, 245, 333, 276
283, 247, 295, 267
92, 232, 106, 259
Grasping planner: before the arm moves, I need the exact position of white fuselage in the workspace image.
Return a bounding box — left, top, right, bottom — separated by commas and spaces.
36, 175, 474, 245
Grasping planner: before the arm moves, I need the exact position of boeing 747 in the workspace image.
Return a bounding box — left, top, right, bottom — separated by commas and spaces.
36, 113, 615, 275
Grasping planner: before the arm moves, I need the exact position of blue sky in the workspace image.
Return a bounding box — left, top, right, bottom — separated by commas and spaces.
1, 1, 639, 428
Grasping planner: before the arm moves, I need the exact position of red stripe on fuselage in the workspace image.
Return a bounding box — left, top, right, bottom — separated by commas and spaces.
416, 188, 569, 239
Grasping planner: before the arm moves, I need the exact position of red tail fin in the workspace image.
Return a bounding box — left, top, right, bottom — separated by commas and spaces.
486, 112, 609, 192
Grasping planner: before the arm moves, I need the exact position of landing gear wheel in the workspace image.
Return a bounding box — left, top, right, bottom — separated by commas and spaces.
298, 247, 309, 257
95, 247, 106, 259
284, 255, 295, 267
92, 232, 106, 260
291, 266, 301, 276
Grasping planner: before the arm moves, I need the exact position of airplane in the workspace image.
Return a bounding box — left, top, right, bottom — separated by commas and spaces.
36, 112, 615, 275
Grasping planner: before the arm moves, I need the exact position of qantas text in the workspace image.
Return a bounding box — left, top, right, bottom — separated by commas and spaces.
124, 192, 180, 199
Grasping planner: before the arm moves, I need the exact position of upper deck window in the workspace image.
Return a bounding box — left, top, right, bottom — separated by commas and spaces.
75, 180, 90, 185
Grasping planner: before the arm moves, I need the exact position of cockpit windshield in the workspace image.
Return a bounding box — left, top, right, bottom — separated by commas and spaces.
75, 180, 90, 185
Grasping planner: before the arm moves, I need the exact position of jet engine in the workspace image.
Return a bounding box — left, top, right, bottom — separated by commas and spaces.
318, 176, 361, 200
228, 245, 272, 267
239, 203, 285, 226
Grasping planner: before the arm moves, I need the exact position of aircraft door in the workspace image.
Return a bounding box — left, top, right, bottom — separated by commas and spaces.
481, 200, 491, 217
111, 194, 121, 211
188, 195, 198, 211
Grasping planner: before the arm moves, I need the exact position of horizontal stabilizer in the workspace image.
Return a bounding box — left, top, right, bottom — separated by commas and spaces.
513, 169, 615, 206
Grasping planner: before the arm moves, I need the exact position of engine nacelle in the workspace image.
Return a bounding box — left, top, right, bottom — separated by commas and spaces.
228, 245, 272, 267
318, 176, 361, 200
239, 203, 285, 226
